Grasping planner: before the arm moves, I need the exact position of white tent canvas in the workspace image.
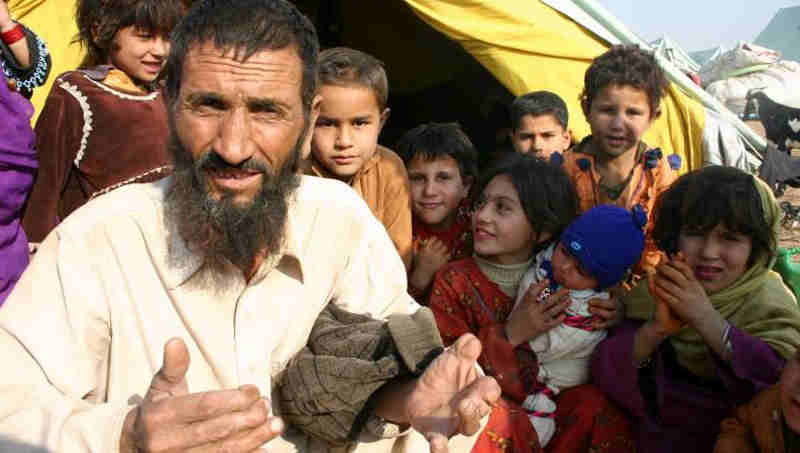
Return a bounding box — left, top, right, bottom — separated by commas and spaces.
755, 6, 800, 63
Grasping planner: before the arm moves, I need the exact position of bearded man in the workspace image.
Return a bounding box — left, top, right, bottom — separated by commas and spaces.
0, 1, 499, 452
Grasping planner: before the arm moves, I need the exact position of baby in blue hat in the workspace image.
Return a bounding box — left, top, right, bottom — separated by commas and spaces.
514, 204, 647, 446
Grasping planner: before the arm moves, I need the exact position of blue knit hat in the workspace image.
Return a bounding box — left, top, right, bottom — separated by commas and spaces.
559, 204, 647, 290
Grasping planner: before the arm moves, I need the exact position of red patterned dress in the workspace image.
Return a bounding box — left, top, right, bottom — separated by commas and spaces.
429, 258, 635, 453
408, 204, 473, 302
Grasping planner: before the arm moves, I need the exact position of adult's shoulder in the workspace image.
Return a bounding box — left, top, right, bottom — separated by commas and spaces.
53, 179, 169, 241
292, 175, 378, 226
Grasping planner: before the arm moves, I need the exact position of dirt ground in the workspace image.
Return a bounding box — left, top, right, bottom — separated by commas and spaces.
779, 187, 800, 249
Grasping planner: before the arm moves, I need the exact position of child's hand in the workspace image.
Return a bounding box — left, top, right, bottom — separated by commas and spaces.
410, 238, 451, 291
651, 252, 715, 330
648, 253, 688, 336
504, 280, 570, 347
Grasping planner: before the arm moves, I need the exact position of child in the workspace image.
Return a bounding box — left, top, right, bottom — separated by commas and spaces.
307, 47, 413, 268
563, 45, 682, 273
714, 349, 800, 452
514, 204, 646, 446
22, 0, 184, 244
509, 91, 572, 160
1, 0, 51, 98
395, 122, 478, 302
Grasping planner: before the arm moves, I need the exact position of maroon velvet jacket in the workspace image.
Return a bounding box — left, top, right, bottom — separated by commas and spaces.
23, 68, 172, 242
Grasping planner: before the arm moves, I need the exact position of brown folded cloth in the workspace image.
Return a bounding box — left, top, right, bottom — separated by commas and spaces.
278, 305, 444, 446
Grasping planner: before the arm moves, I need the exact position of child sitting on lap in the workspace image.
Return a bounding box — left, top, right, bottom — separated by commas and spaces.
515, 204, 646, 446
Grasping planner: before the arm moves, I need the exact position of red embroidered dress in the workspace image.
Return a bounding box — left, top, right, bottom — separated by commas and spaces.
429, 257, 635, 453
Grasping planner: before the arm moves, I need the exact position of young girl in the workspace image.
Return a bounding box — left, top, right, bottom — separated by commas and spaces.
514, 204, 646, 446
593, 165, 800, 453
1, 0, 51, 98
395, 122, 478, 302
429, 154, 632, 452
22, 0, 184, 244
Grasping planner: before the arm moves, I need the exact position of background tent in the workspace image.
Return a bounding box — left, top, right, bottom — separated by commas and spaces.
9, 0, 84, 123
755, 6, 800, 64
18, 0, 765, 171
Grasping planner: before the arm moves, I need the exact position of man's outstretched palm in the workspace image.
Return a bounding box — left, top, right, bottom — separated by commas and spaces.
406, 334, 501, 453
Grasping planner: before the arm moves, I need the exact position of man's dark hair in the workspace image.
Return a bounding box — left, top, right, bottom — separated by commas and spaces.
580, 45, 668, 117
75, 0, 185, 69
510, 91, 569, 131
165, 0, 319, 112
395, 122, 478, 185
318, 47, 389, 111
653, 166, 774, 266
473, 153, 579, 246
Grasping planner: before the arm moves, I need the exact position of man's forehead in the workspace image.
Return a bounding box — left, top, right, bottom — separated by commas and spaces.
182, 41, 303, 84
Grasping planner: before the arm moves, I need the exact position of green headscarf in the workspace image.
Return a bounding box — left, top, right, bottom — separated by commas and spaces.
626, 174, 800, 379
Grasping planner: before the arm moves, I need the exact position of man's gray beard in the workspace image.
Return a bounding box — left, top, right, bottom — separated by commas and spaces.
165, 133, 301, 290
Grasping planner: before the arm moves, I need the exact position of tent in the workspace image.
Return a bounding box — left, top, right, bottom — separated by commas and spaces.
650, 36, 701, 76
755, 6, 800, 64
691, 46, 725, 67
15, 0, 766, 170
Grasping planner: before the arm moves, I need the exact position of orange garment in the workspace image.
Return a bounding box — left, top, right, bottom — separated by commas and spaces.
714, 385, 786, 453
562, 137, 678, 273
308, 145, 412, 268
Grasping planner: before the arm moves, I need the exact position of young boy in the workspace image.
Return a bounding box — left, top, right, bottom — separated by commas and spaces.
395, 122, 478, 302
714, 349, 800, 452
308, 47, 412, 268
562, 45, 682, 272
509, 91, 572, 160
513, 204, 646, 446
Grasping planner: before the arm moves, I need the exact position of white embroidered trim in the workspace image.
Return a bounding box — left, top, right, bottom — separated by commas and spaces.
83, 74, 159, 101
58, 81, 94, 167
90, 165, 173, 200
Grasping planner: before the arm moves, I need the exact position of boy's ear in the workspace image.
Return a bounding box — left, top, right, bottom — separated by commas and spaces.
379, 108, 390, 130
651, 106, 663, 122
300, 94, 323, 161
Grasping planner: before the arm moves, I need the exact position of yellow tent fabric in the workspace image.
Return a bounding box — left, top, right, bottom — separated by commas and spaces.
403, 0, 705, 171
9, 0, 84, 123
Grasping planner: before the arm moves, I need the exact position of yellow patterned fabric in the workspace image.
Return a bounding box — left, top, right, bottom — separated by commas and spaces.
402, 0, 705, 171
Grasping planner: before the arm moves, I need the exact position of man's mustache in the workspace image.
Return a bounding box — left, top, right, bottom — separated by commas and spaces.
196, 150, 271, 174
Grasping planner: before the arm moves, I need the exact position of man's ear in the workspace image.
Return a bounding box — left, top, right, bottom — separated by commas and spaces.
379, 108, 391, 131
300, 94, 322, 161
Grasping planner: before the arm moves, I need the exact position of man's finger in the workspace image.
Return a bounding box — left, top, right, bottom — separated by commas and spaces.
451, 333, 482, 363
151, 386, 263, 424
186, 416, 284, 453
455, 378, 498, 436
426, 432, 450, 453
146, 338, 191, 402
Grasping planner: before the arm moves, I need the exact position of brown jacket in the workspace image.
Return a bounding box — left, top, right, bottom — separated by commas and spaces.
308, 146, 412, 268
714, 385, 787, 453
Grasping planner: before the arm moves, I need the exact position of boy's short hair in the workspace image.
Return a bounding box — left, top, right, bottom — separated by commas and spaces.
395, 122, 478, 185
652, 166, 774, 266
318, 47, 388, 110
76, 0, 185, 68
474, 153, 579, 245
510, 91, 569, 131
580, 45, 668, 116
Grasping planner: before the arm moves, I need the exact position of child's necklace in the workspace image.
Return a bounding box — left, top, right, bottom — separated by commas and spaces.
598, 165, 636, 201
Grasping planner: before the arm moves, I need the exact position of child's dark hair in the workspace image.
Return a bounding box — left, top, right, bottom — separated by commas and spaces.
580, 45, 668, 117
318, 47, 388, 110
76, 0, 185, 69
510, 91, 569, 131
395, 122, 478, 186
474, 153, 579, 244
652, 166, 774, 266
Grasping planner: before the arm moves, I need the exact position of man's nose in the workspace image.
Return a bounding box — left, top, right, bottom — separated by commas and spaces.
216, 108, 254, 166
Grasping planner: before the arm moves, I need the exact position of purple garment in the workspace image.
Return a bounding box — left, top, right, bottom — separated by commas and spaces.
592, 320, 785, 453
0, 73, 36, 305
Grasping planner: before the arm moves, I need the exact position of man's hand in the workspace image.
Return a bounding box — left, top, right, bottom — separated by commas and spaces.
405, 334, 501, 453
120, 338, 284, 453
